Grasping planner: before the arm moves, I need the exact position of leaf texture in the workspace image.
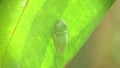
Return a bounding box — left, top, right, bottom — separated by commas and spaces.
0, 0, 115, 68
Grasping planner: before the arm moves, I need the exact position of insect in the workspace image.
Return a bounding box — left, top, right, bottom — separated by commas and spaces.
53, 19, 69, 55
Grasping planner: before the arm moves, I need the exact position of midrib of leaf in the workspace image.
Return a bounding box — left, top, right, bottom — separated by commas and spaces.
0, 0, 47, 66
0, 0, 26, 61
0, 0, 29, 66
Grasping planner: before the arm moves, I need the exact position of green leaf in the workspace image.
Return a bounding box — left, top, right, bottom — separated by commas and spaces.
0, 0, 115, 68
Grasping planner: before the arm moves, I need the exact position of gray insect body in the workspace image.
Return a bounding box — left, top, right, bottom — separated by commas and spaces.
53, 19, 68, 55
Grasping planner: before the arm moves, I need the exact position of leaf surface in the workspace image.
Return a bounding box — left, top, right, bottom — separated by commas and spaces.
0, 0, 115, 68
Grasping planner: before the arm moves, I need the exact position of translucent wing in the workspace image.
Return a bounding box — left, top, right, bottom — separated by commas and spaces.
53, 19, 68, 55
